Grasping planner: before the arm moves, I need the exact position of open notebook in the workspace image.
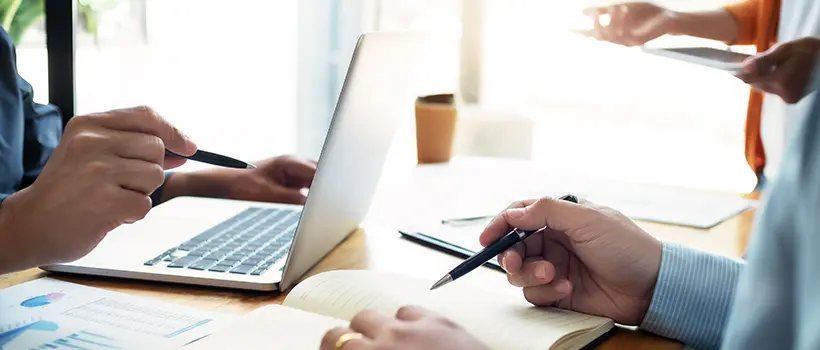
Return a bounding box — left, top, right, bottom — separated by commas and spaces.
188, 270, 613, 350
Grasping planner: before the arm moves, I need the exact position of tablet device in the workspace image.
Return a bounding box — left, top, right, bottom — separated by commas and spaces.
641, 46, 751, 73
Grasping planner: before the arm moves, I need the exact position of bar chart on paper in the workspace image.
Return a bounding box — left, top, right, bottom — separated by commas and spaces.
1, 278, 224, 349
0, 319, 136, 350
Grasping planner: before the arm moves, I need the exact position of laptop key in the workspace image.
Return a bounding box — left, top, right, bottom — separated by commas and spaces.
143, 258, 161, 266
242, 258, 264, 265
208, 263, 236, 272
167, 256, 199, 268
186, 250, 209, 257
222, 255, 243, 262
188, 259, 218, 270
229, 264, 258, 274
250, 267, 268, 275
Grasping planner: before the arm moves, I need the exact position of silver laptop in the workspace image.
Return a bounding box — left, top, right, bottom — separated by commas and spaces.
42, 32, 427, 291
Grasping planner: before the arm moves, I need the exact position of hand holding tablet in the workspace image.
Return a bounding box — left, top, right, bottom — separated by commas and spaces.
641, 38, 820, 105
640, 46, 751, 73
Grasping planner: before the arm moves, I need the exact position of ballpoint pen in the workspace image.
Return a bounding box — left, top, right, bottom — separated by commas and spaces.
166, 150, 256, 169
430, 194, 579, 290
440, 215, 493, 226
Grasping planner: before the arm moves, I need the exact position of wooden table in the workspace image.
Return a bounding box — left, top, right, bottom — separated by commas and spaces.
0, 203, 754, 349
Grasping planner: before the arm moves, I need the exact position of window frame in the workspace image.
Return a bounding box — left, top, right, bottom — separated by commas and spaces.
44, 0, 76, 126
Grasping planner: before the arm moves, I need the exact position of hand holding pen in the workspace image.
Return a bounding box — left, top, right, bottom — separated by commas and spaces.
442, 195, 664, 326
431, 194, 577, 289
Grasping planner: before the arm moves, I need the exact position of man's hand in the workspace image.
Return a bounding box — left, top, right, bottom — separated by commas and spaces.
162, 155, 316, 205
579, 2, 676, 46
320, 306, 488, 350
478, 197, 662, 325
736, 37, 820, 104
0, 106, 196, 274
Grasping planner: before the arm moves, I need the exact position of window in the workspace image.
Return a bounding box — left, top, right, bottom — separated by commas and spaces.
11, 0, 759, 192
13, 0, 374, 171
7, 0, 48, 105
478, 0, 757, 193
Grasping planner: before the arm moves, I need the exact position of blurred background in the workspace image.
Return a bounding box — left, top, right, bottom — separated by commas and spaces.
7, 0, 756, 193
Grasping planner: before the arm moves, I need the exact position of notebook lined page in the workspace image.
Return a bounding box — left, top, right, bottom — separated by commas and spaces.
186, 305, 346, 350
284, 270, 612, 350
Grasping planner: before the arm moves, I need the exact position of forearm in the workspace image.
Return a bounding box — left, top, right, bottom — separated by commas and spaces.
667, 9, 741, 44
640, 242, 744, 350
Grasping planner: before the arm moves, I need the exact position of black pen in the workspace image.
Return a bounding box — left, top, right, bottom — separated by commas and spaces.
430, 194, 578, 290
166, 150, 256, 169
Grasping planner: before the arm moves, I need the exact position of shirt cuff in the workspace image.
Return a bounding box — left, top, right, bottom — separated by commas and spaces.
150, 172, 174, 207
640, 242, 744, 350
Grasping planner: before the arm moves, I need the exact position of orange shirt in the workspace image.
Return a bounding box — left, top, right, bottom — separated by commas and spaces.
722, 0, 781, 177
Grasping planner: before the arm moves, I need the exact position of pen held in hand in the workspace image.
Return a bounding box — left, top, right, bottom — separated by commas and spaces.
430, 194, 578, 290
166, 150, 256, 169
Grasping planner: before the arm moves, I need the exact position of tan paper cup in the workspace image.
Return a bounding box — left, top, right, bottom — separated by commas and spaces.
415, 93, 457, 164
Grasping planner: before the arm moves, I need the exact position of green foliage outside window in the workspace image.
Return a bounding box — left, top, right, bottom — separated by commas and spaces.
0, 0, 114, 44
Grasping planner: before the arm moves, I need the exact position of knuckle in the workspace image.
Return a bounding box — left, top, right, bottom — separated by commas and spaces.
349, 310, 371, 327
522, 288, 540, 305
507, 273, 522, 287
65, 114, 93, 131
144, 135, 166, 161
135, 105, 161, 125
137, 105, 157, 117
395, 306, 413, 318
86, 160, 114, 177
433, 315, 459, 328
69, 131, 106, 152
146, 163, 165, 187
132, 196, 152, 220
386, 324, 410, 339
321, 327, 346, 348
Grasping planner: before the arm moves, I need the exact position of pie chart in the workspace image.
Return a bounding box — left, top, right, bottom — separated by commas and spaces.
19, 293, 65, 308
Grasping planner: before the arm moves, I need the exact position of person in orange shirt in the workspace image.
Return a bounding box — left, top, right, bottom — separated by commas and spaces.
581, 0, 820, 192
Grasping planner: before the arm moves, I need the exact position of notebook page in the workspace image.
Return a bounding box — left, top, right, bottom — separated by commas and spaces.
185, 305, 346, 350
284, 270, 612, 350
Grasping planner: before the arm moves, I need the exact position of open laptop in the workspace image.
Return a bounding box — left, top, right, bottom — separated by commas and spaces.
42, 32, 427, 291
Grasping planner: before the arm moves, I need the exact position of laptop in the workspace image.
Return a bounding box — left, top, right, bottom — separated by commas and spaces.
42, 32, 427, 291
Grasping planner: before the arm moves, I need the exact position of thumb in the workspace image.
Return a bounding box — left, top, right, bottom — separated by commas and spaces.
502, 197, 597, 234
745, 44, 791, 76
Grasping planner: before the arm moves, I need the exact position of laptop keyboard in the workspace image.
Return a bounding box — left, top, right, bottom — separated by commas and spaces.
143, 207, 300, 276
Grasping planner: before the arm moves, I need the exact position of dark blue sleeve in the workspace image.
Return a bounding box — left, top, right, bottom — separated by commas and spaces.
18, 75, 62, 187
150, 173, 175, 206
0, 27, 61, 201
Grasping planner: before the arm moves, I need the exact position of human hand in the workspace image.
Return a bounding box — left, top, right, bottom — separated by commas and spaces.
320, 306, 488, 350
163, 155, 317, 205
735, 37, 820, 104
478, 196, 662, 325
0, 106, 196, 272
578, 2, 676, 46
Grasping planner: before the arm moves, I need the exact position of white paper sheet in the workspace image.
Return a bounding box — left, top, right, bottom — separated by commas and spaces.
0, 278, 226, 350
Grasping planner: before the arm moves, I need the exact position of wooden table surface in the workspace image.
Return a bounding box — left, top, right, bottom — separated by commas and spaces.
0, 204, 755, 350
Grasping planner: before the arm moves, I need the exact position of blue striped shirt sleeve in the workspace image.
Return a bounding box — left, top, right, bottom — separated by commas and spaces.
640, 242, 744, 350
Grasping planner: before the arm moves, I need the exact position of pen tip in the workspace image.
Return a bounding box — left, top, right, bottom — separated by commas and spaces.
246, 164, 257, 169
429, 275, 453, 290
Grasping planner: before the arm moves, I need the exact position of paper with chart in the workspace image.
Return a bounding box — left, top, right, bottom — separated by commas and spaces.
0, 278, 225, 350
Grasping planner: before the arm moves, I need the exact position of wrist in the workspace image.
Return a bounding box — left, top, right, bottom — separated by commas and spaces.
0, 189, 39, 274
160, 169, 235, 202
663, 11, 688, 36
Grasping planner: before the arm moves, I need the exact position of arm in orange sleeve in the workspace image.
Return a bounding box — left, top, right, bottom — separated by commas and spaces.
722, 0, 761, 45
